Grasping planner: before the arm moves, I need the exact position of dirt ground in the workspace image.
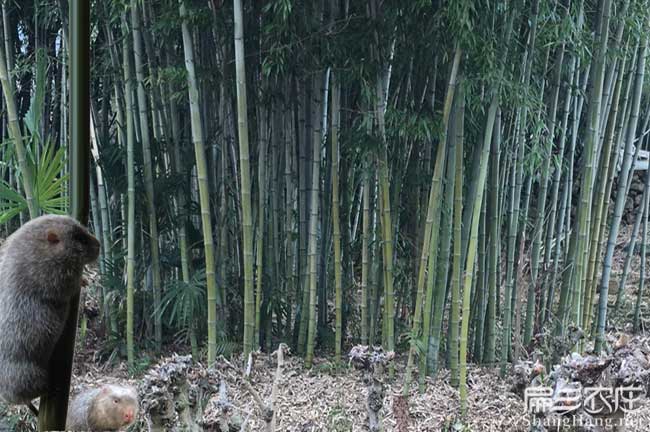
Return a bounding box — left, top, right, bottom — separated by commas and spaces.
74, 349, 650, 432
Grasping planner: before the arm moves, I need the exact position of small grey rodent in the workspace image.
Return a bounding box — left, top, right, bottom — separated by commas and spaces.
0, 215, 100, 404
66, 384, 139, 431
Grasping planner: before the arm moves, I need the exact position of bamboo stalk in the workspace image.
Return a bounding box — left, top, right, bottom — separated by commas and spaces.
179, 0, 219, 363
331, 74, 343, 362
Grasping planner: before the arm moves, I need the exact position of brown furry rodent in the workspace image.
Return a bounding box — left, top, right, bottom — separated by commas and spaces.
66, 385, 139, 431
0, 215, 100, 404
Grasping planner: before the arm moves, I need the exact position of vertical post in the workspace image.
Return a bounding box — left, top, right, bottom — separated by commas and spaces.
38, 0, 89, 429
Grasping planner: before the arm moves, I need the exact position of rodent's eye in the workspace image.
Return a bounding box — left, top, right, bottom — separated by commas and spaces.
114, 398, 120, 404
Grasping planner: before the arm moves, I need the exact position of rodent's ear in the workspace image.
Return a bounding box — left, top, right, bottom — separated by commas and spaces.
47, 231, 60, 244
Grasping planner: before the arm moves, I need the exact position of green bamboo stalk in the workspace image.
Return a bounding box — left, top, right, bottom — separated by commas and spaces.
306, 70, 328, 368
102, 22, 127, 149
500, 144, 518, 375
297, 81, 311, 353
168, 78, 197, 357
96, 172, 116, 333
122, 15, 136, 368
512, 176, 532, 362
179, 0, 220, 363
90, 112, 118, 335
331, 74, 343, 362
255, 108, 269, 349
421, 81, 459, 386
219, 87, 230, 329
169, 85, 191, 284
269, 106, 282, 348
474, 192, 487, 363
634, 158, 650, 331
284, 98, 297, 340
375, 69, 396, 377
460, 144, 481, 269
616, 178, 647, 316
232, 0, 255, 360
371, 177, 381, 348
449, 85, 464, 388
2, 0, 14, 74
484, 107, 500, 362
361, 172, 370, 346
460, 88, 492, 417
428, 129, 455, 377
139, 4, 168, 142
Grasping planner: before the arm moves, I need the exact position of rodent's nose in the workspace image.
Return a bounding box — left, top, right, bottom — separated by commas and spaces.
123, 410, 134, 423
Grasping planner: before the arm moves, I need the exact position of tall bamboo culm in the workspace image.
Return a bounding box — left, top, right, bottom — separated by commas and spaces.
449, 85, 464, 388
306, 71, 328, 367
460, 90, 494, 415
331, 74, 343, 363
122, 15, 136, 368
179, 0, 219, 363
232, 0, 255, 360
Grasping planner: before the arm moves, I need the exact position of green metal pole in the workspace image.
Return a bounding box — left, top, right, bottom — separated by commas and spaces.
38, 0, 90, 429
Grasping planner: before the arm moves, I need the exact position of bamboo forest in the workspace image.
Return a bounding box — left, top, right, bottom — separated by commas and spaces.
4, 0, 650, 430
